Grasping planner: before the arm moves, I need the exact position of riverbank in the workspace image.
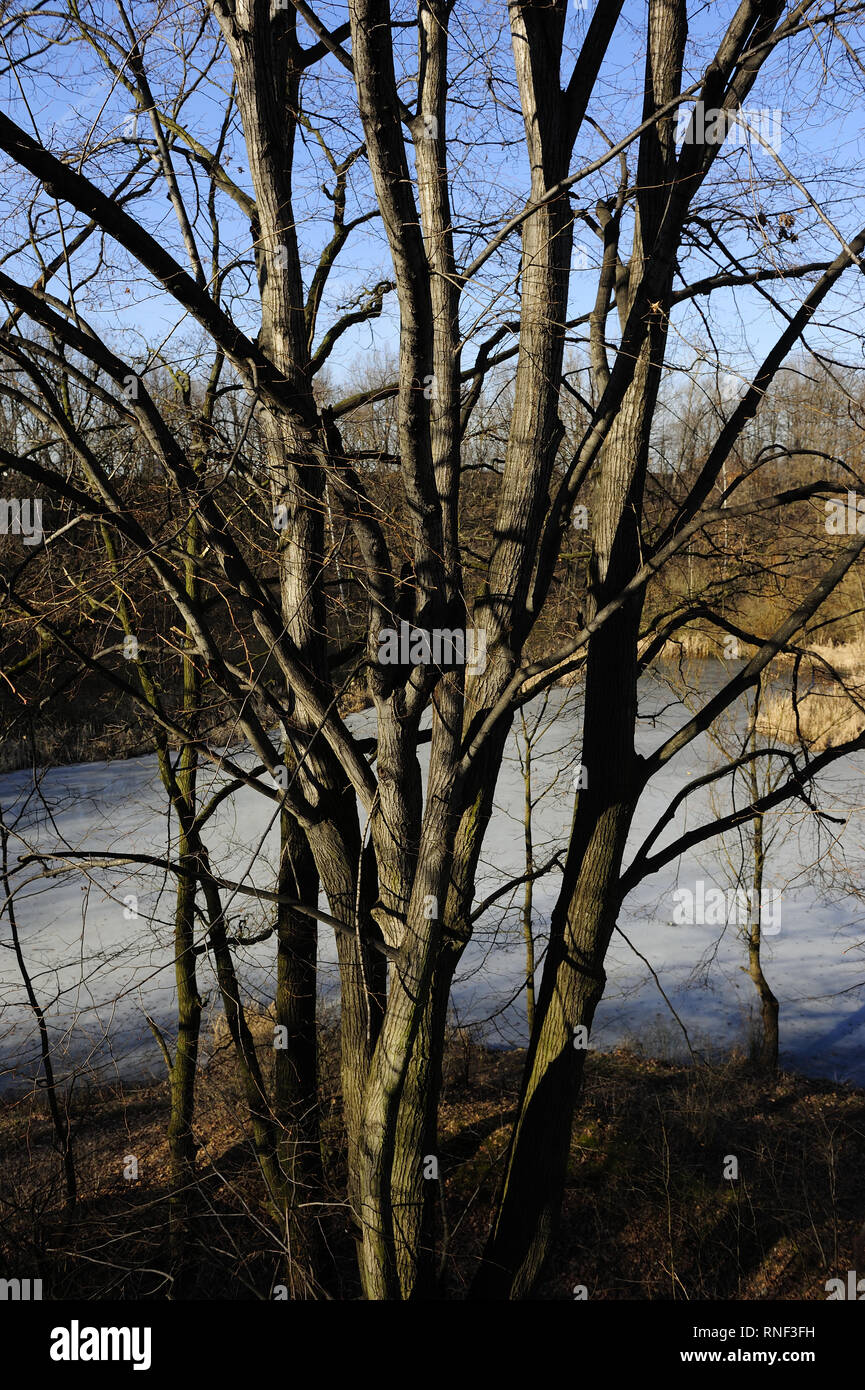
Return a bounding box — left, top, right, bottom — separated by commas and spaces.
1, 1033, 862, 1300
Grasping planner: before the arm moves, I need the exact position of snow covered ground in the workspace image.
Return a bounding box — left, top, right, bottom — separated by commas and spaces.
1, 662, 863, 1092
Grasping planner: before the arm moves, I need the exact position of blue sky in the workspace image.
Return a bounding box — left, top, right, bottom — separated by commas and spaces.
1, 0, 863, 396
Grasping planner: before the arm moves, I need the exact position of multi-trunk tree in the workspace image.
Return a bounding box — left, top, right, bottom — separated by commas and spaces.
2, 0, 865, 1299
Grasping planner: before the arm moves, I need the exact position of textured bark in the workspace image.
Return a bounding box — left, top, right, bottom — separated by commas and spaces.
520, 716, 537, 1033
372, 1, 467, 1300
346, 0, 452, 1299
355, 754, 456, 1299
167, 828, 201, 1276
274, 805, 328, 1285
275, 808, 321, 1179
219, 6, 384, 1247
475, 0, 689, 1298
100, 514, 204, 1282
473, 618, 642, 1299
480, 0, 573, 662
746, 788, 779, 1074
0, 0, 842, 1310
167, 515, 204, 1283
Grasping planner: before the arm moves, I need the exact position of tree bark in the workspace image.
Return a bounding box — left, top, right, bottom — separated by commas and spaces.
475, 0, 688, 1298
747, 804, 779, 1074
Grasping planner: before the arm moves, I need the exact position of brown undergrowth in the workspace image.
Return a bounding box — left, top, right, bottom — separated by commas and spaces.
0, 1029, 862, 1300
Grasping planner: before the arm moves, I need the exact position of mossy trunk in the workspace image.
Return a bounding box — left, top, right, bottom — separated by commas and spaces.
747, 807, 779, 1075
472, 598, 642, 1299
274, 806, 328, 1291
167, 825, 202, 1277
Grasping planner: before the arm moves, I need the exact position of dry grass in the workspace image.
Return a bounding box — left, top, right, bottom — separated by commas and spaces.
805, 637, 865, 677
654, 628, 727, 662
2, 1037, 862, 1300
755, 688, 865, 750
650, 628, 865, 750
655, 627, 865, 675
441, 1047, 865, 1301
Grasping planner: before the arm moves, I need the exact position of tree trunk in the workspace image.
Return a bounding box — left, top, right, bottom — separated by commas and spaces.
475, 0, 688, 1297
747, 807, 779, 1074
167, 827, 201, 1277
521, 718, 536, 1033
274, 804, 329, 1289
473, 607, 642, 1299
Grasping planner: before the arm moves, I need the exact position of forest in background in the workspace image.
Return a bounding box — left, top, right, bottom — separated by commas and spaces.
0, 0, 865, 1304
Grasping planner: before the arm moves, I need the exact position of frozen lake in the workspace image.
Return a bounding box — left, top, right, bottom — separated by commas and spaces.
1, 662, 864, 1092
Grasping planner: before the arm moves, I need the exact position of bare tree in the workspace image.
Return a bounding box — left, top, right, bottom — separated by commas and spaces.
2, 0, 865, 1301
